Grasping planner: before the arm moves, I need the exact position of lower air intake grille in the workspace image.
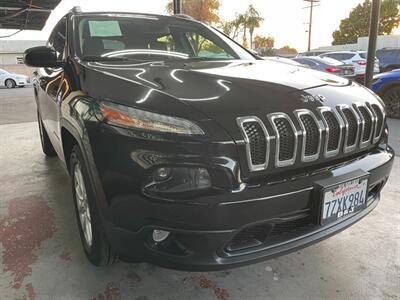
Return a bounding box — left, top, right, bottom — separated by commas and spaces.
269, 216, 313, 237
228, 224, 271, 251
226, 216, 313, 252
243, 122, 267, 165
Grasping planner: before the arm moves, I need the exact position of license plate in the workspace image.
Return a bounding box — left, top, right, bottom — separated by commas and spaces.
321, 177, 368, 225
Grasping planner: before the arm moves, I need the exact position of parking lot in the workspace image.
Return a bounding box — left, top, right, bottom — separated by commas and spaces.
0, 87, 399, 299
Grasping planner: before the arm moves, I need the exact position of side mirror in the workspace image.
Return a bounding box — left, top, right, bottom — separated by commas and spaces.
24, 46, 63, 68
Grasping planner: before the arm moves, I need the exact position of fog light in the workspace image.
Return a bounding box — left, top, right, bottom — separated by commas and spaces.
152, 230, 170, 242
154, 167, 172, 182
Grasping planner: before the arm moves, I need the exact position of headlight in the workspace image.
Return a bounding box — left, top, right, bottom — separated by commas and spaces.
98, 101, 204, 135
145, 167, 212, 194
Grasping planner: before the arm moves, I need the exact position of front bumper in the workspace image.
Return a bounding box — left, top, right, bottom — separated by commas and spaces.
101, 146, 394, 271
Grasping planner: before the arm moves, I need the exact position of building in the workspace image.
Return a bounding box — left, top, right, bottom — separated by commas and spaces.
0, 40, 46, 65
312, 34, 400, 53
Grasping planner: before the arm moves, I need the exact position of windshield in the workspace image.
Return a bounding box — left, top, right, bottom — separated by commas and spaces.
74, 14, 255, 62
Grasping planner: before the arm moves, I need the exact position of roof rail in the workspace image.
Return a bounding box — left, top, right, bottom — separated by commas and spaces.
70, 6, 82, 13
173, 14, 194, 20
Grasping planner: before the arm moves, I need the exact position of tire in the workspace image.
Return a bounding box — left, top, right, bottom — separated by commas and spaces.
37, 111, 57, 157
5, 79, 16, 88
70, 145, 118, 266
382, 86, 400, 119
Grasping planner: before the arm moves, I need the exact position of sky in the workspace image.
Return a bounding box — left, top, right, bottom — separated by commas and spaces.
0, 0, 398, 51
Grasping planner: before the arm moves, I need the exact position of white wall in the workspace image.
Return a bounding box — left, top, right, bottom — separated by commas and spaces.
313, 34, 400, 52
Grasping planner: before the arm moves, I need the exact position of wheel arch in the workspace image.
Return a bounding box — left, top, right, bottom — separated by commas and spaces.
5, 78, 16, 85
377, 80, 400, 97
61, 126, 79, 174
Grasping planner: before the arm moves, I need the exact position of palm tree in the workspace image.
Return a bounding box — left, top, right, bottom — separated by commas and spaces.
245, 5, 264, 49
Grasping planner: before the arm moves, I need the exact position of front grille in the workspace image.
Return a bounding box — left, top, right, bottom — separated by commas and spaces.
322, 111, 341, 152
296, 111, 321, 161
242, 122, 266, 165
274, 118, 296, 161
371, 104, 384, 141
237, 102, 385, 170
342, 108, 358, 147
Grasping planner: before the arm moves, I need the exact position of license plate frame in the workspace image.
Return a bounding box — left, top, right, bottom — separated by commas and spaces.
314, 170, 370, 226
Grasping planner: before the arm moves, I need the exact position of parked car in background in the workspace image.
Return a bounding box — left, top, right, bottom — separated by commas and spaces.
320, 51, 379, 80
376, 48, 400, 73
263, 56, 305, 67
297, 50, 326, 57
0, 68, 30, 88
293, 56, 355, 78
372, 69, 400, 119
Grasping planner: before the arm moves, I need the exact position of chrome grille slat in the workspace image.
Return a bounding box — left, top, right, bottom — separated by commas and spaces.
294, 109, 322, 162
369, 103, 385, 144
354, 103, 375, 149
237, 117, 270, 171
337, 105, 362, 153
268, 113, 298, 167
317, 107, 344, 158
237, 101, 385, 171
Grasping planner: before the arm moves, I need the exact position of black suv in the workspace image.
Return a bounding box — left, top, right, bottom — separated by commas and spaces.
24, 10, 394, 270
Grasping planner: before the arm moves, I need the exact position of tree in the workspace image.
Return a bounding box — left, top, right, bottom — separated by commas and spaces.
166, 0, 221, 24
332, 0, 400, 45
254, 35, 275, 56
278, 45, 298, 55
254, 35, 275, 49
244, 5, 264, 49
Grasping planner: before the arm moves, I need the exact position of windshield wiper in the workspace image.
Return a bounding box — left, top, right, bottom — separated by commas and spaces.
186, 57, 234, 61
81, 56, 134, 62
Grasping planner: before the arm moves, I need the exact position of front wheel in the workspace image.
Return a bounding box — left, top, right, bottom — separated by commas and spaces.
5, 79, 16, 88
70, 145, 118, 266
382, 86, 400, 119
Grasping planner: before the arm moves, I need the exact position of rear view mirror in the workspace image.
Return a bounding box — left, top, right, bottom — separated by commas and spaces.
24, 46, 63, 68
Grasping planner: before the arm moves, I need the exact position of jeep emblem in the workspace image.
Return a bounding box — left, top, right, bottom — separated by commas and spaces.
300, 94, 326, 103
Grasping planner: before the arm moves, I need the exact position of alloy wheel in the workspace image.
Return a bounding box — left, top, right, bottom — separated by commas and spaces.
74, 162, 93, 247
6, 80, 14, 88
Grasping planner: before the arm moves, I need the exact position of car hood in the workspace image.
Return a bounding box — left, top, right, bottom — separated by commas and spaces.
81, 59, 380, 139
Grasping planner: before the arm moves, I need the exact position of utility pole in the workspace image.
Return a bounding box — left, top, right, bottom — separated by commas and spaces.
304, 0, 320, 52
173, 0, 182, 14
365, 0, 381, 88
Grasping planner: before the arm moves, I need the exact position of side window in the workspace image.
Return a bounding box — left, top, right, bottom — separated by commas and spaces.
185, 32, 234, 59
149, 34, 175, 52
49, 18, 66, 60
342, 53, 355, 60
301, 59, 317, 67
328, 54, 342, 60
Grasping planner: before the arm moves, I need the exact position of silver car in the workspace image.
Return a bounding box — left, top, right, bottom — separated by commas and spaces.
0, 68, 30, 88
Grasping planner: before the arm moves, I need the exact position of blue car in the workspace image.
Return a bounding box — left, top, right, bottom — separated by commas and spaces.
372, 69, 400, 118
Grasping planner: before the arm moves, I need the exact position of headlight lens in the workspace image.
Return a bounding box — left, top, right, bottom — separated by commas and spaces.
99, 101, 204, 135
146, 167, 212, 194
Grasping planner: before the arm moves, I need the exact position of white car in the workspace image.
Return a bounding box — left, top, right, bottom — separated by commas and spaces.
320, 51, 380, 77
0, 68, 30, 88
